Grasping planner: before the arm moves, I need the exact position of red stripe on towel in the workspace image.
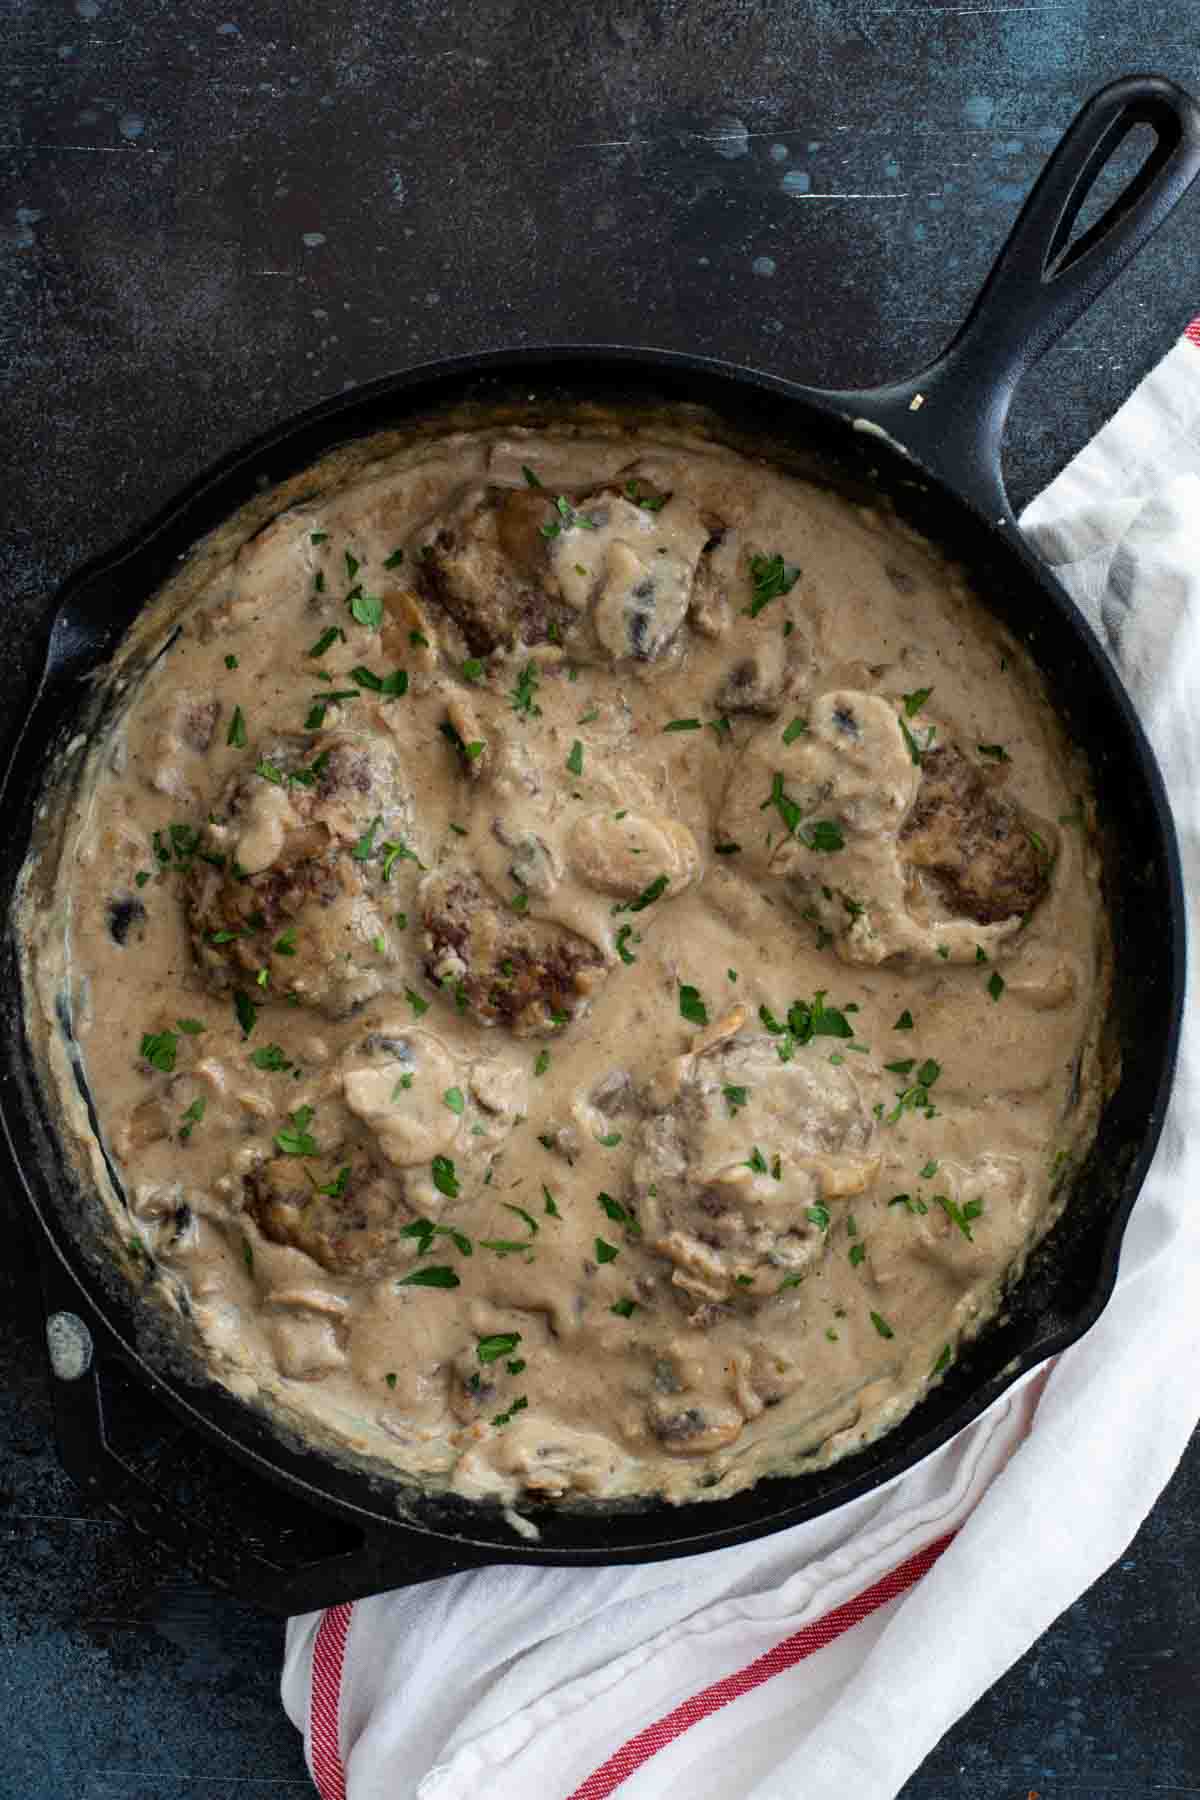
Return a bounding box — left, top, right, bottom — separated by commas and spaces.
567, 1531, 956, 1800
310, 1602, 355, 1800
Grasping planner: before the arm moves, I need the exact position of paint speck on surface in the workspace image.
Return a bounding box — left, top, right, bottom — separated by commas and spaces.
58, 44, 76, 59
697, 254, 710, 266
996, 138, 1025, 154
15, 207, 43, 248
928, 196, 945, 213
964, 95, 996, 128
768, 142, 789, 163
910, 221, 926, 244
390, 173, 406, 203
319, 94, 334, 110
781, 169, 811, 196
711, 114, 749, 159
424, 290, 441, 306
75, 0, 100, 15
593, 202, 616, 229
884, 156, 900, 178
217, 20, 239, 34
302, 231, 326, 248
807, 141, 821, 152
751, 254, 777, 278
76, 107, 100, 124
118, 113, 145, 140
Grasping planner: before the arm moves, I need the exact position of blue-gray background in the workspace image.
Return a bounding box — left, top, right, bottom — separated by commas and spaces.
2, 3, 1197, 1796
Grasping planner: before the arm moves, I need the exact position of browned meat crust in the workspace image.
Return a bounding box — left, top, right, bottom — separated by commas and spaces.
418, 486, 575, 655
900, 745, 1048, 924
419, 868, 606, 1037
244, 1149, 412, 1276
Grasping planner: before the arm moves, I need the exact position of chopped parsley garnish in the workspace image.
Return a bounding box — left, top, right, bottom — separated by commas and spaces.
625, 478, 668, 511
397, 1265, 460, 1289
614, 873, 668, 915
884, 1058, 916, 1075
708, 715, 733, 744
344, 550, 361, 581
134, 871, 152, 888
679, 984, 708, 1027
889, 1192, 929, 1214
534, 1049, 550, 1077
242, 1239, 254, 1275
385, 1371, 398, 1389
778, 1272, 805, 1290
492, 1395, 528, 1428
597, 1193, 639, 1235
522, 464, 542, 488
176, 1017, 205, 1035
566, 739, 584, 775
935, 1192, 983, 1240
431, 1154, 460, 1198
383, 548, 405, 569
723, 1084, 749, 1115
227, 705, 247, 749
274, 927, 297, 956
594, 1237, 619, 1264
308, 626, 345, 658
443, 1086, 465, 1115
920, 1159, 940, 1179
806, 1203, 831, 1232
781, 716, 808, 744
799, 819, 845, 852
543, 1185, 560, 1218
479, 1237, 534, 1258
477, 1332, 522, 1364
349, 591, 384, 631
400, 1218, 472, 1257
224, 653, 239, 670
902, 687, 932, 717
392, 1074, 414, 1098
933, 1344, 953, 1375
503, 1203, 539, 1236
234, 990, 258, 1037
610, 1297, 637, 1318
664, 718, 702, 732
509, 662, 541, 717
848, 1242, 867, 1267
540, 495, 597, 538
461, 658, 485, 683
250, 1044, 292, 1072
381, 839, 422, 880
870, 1310, 895, 1340
348, 665, 408, 697
899, 715, 934, 766
178, 1096, 206, 1141
615, 925, 638, 965
745, 552, 800, 618
139, 1029, 179, 1072
304, 701, 328, 730
255, 758, 287, 787
310, 530, 329, 545
311, 1165, 350, 1199
894, 1009, 914, 1031
595, 1130, 623, 1148
977, 743, 1010, 761
886, 1058, 942, 1123
745, 1146, 768, 1175
350, 816, 382, 861
987, 970, 1006, 1002
275, 1105, 317, 1156
759, 990, 853, 1061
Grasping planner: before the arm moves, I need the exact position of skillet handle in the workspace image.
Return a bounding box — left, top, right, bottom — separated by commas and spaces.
839, 74, 1200, 521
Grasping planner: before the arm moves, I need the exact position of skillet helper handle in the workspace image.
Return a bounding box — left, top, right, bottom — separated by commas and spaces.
844, 74, 1200, 520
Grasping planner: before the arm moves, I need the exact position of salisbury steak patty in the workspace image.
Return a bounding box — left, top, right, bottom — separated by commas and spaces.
901, 745, 1049, 924
243, 1146, 414, 1277
416, 484, 575, 656
419, 866, 607, 1037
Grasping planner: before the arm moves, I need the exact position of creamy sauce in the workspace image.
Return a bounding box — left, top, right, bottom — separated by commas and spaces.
23, 421, 1111, 1510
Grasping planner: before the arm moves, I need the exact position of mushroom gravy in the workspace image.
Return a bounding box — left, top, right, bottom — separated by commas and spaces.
22, 420, 1111, 1509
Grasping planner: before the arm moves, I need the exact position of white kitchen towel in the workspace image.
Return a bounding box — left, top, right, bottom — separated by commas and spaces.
281, 326, 1200, 1800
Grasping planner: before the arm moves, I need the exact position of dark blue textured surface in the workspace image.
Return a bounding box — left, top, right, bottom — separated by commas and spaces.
3, 3, 1198, 1795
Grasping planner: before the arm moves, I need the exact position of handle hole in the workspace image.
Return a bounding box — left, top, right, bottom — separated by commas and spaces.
1046, 119, 1171, 280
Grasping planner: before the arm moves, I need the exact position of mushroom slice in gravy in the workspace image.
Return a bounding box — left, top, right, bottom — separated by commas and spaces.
23, 420, 1111, 1510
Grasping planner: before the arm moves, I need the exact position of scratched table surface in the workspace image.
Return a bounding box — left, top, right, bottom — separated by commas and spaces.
3, 3, 1199, 1797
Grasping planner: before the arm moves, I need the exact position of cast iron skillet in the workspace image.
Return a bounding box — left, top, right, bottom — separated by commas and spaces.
2, 75, 1195, 1617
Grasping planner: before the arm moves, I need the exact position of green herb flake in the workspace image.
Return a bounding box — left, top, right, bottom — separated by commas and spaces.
977, 743, 1010, 762
610, 1297, 637, 1318
178, 1096, 206, 1141
806, 1204, 831, 1232
350, 591, 384, 631
431, 1154, 460, 1199
461, 658, 485, 684
443, 1086, 466, 1115
902, 687, 933, 717
664, 718, 702, 733
383, 548, 405, 569
615, 873, 668, 915
397, 1265, 460, 1289
849, 1242, 867, 1267
799, 819, 845, 853
615, 924, 638, 965
234, 990, 258, 1038
309, 627, 344, 658
870, 1310, 895, 1340
920, 1159, 940, 1179
273, 927, 298, 957
745, 552, 801, 618
533, 1049, 550, 1078
933, 1344, 953, 1375
566, 739, 584, 776
350, 816, 382, 862
894, 1009, 914, 1031
595, 1130, 623, 1148
509, 663, 541, 718
477, 1331, 522, 1364
679, 984, 708, 1027
987, 970, 1005, 1002
226, 705, 247, 749
385, 1371, 398, 1389
781, 716, 808, 745
594, 1237, 619, 1264
274, 1105, 318, 1157
543, 1185, 561, 1218
250, 1044, 293, 1072
491, 1394, 528, 1428
224, 653, 239, 670
723, 1084, 749, 1116
522, 464, 543, 488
